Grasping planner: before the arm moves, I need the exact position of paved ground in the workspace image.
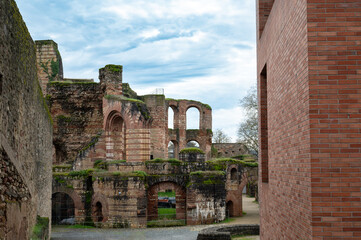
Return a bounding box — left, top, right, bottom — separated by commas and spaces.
51, 195, 259, 240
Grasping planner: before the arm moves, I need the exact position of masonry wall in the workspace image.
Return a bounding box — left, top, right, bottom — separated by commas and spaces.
0, 1, 53, 239
48, 82, 104, 164
212, 143, 248, 158
257, 0, 312, 239
258, 0, 361, 239
307, 2, 361, 239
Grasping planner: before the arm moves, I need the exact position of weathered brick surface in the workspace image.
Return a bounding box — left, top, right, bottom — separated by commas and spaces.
0, 0, 53, 239
212, 143, 248, 158
258, 0, 361, 239
36, 40, 63, 95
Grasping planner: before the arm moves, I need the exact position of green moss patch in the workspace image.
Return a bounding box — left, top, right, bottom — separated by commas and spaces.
100, 64, 123, 73
145, 158, 182, 166
31, 215, 49, 240
206, 158, 258, 171
180, 147, 205, 154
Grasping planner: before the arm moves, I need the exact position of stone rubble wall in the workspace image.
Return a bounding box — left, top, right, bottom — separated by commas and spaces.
0, 0, 53, 239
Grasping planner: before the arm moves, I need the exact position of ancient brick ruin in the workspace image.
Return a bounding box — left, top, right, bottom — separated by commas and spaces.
0, 0, 259, 237
35, 41, 257, 228
0, 1, 53, 239
257, 0, 361, 239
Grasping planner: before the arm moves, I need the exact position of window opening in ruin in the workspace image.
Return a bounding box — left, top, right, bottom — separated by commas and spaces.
52, 192, 75, 225
186, 107, 200, 129
168, 141, 175, 158
226, 201, 234, 218
186, 140, 200, 148
157, 190, 176, 220
94, 202, 104, 222
168, 140, 179, 159
230, 168, 237, 181
168, 107, 174, 129
260, 64, 269, 183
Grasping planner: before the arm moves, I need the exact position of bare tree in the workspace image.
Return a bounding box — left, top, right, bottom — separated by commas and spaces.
238, 86, 258, 156
212, 129, 231, 143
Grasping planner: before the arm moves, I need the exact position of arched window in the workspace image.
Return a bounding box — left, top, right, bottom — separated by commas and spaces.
186, 140, 200, 148
231, 168, 237, 181
168, 141, 175, 158
168, 107, 174, 129
186, 107, 200, 129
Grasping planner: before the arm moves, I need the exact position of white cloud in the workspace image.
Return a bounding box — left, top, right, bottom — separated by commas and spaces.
16, 0, 257, 143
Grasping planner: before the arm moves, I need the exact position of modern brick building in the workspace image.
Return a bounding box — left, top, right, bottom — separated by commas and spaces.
257, 0, 361, 239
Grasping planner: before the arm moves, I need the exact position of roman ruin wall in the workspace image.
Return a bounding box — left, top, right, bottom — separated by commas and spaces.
0, 1, 53, 239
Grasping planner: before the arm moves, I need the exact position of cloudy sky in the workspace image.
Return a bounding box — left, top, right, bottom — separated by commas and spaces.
16, 0, 257, 141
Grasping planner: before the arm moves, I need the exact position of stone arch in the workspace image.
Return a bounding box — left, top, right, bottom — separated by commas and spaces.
186, 139, 200, 148
91, 193, 109, 223
105, 111, 126, 160
52, 187, 84, 223
186, 106, 200, 129
168, 140, 179, 159
147, 181, 186, 222
52, 192, 75, 224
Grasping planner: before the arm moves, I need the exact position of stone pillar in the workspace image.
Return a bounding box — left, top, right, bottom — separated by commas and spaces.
99, 64, 123, 96
35, 40, 63, 95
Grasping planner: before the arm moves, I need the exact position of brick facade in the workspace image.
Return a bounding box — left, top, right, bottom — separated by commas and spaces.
257, 0, 361, 239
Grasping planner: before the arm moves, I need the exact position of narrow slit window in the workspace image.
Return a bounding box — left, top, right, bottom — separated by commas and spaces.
260, 64, 269, 183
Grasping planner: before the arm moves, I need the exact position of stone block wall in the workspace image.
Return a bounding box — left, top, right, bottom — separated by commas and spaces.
48, 82, 104, 164
0, 0, 53, 239
212, 143, 248, 158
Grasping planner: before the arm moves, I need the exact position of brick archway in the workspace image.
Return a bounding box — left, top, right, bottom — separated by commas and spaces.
147, 181, 186, 222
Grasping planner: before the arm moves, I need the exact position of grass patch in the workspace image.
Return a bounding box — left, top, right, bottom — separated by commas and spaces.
158, 208, 176, 220
147, 219, 185, 228
158, 192, 175, 197
216, 217, 235, 224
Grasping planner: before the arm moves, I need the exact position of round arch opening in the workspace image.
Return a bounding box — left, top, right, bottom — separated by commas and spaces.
52, 192, 75, 225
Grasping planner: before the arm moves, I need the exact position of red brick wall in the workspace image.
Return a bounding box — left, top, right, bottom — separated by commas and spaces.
258, 0, 361, 239
257, 0, 312, 239
307, 1, 361, 239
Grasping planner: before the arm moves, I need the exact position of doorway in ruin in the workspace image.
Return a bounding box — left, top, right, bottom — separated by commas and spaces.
147, 182, 186, 227
94, 202, 104, 222
52, 192, 75, 225
226, 200, 234, 218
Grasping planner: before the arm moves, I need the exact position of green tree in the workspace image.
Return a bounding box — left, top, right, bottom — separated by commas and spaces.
238, 86, 258, 156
